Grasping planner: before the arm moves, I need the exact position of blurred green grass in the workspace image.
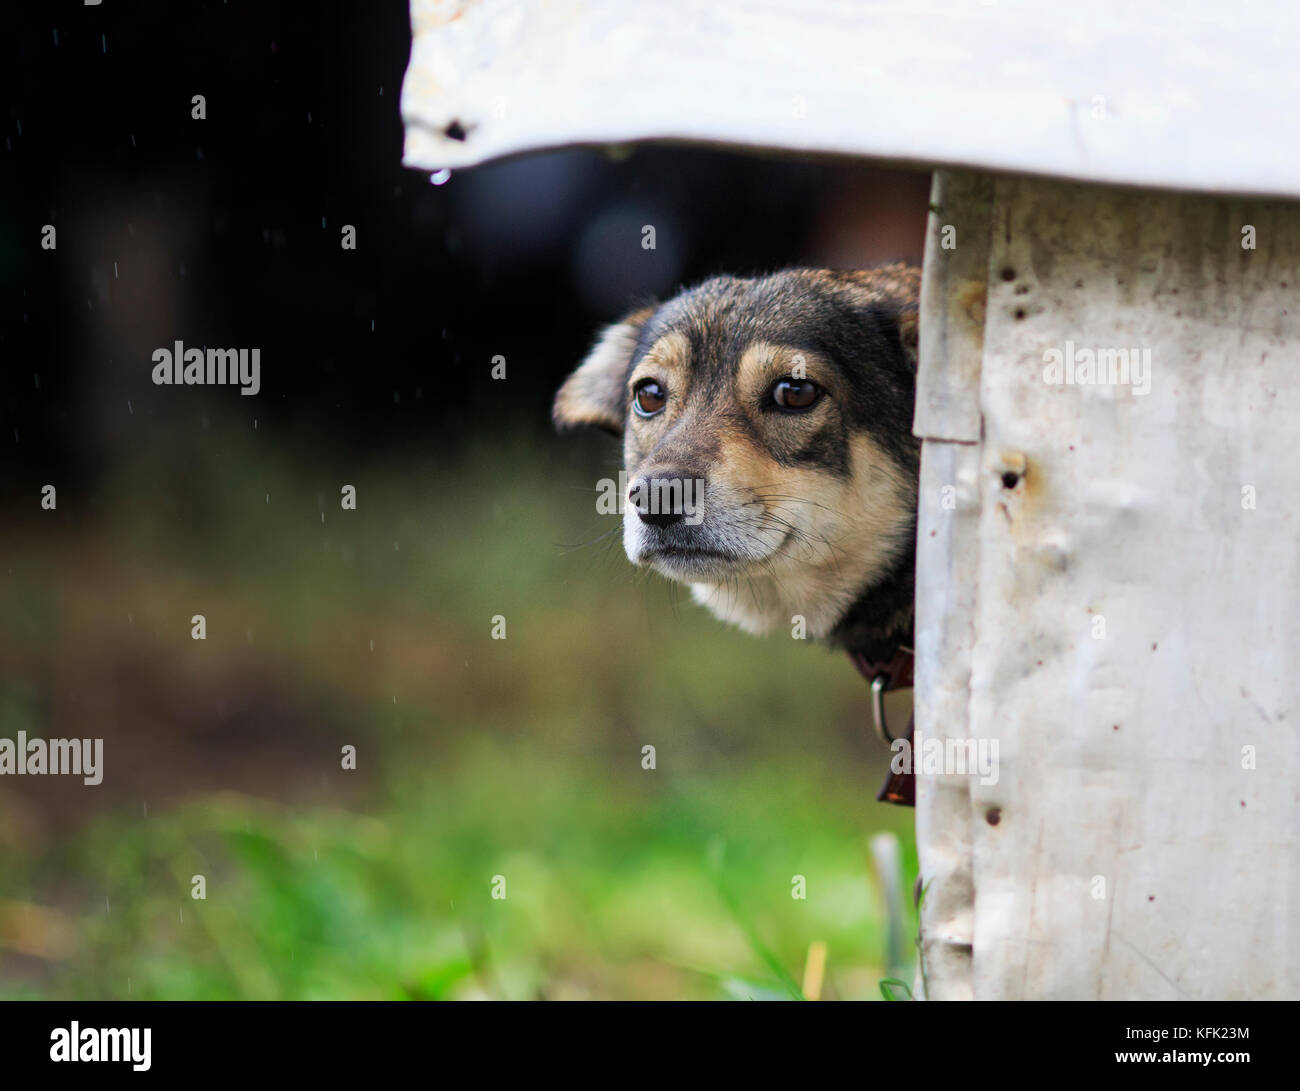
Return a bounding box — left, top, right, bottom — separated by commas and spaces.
0, 423, 915, 999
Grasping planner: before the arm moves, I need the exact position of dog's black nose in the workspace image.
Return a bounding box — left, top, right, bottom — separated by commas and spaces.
639, 508, 684, 528
629, 474, 700, 527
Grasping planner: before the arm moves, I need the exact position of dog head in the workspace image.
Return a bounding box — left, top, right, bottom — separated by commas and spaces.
554, 265, 920, 644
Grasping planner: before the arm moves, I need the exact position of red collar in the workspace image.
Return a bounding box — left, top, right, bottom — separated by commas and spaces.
848, 646, 915, 807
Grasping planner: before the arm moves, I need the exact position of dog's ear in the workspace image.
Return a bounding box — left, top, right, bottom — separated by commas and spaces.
553, 306, 655, 435
895, 305, 919, 370
828, 265, 920, 371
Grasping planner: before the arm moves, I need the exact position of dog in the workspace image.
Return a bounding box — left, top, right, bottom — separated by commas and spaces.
553, 264, 921, 672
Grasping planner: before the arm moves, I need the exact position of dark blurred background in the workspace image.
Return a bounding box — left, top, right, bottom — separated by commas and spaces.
0, 2, 930, 1000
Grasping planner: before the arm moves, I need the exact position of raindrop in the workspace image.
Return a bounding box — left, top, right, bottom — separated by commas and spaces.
15, 120, 21, 136
33, 373, 39, 389
102, 34, 107, 53
127, 399, 133, 414
307, 111, 312, 123
430, 168, 452, 186
114, 261, 118, 278
52, 28, 58, 46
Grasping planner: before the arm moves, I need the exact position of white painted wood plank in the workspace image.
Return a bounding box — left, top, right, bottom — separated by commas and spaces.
915, 172, 992, 442
915, 438, 983, 1000
404, 0, 1300, 199
912, 171, 993, 1000
966, 176, 1300, 999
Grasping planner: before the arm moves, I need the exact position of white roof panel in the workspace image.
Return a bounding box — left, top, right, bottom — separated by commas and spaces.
402, 0, 1300, 198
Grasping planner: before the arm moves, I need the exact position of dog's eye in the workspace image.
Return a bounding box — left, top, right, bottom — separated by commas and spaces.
771, 378, 821, 411
632, 379, 667, 418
